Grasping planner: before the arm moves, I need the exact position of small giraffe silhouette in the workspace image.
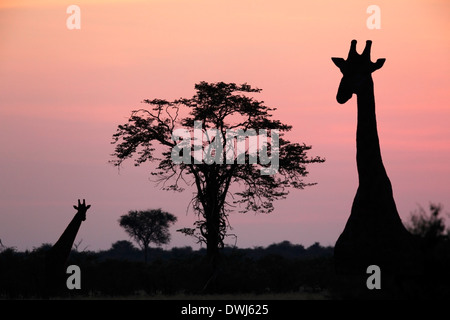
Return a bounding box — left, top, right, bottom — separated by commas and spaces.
331, 40, 421, 275
44, 199, 91, 296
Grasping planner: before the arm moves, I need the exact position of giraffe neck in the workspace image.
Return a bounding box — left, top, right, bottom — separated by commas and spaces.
355, 77, 388, 186
44, 208, 86, 296
50, 211, 84, 263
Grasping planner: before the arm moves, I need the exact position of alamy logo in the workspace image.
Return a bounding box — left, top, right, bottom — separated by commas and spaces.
171, 121, 279, 175
367, 5, 381, 29
366, 265, 381, 289
66, 265, 81, 290
66, 5, 81, 30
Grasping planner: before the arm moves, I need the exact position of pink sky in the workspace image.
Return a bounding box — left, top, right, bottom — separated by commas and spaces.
0, 0, 449, 251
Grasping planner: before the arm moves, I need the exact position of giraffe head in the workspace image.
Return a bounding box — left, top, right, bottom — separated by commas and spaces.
73, 199, 91, 221
331, 40, 385, 104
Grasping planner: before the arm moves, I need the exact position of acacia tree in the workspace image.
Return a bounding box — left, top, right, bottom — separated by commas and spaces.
119, 209, 177, 263
111, 82, 324, 268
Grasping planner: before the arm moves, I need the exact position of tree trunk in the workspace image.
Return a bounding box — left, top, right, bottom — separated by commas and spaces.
205, 208, 221, 268
201, 205, 223, 292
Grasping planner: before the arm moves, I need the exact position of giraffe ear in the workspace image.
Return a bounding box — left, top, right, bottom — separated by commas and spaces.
372, 58, 386, 71
331, 57, 346, 72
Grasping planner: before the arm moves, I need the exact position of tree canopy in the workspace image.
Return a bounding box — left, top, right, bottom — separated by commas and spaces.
406, 203, 449, 245
111, 81, 324, 265
119, 209, 177, 262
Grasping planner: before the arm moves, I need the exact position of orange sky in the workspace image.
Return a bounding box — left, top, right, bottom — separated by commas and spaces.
0, 0, 449, 251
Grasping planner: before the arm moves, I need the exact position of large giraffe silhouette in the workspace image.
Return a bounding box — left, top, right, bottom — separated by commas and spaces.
44, 199, 91, 296
331, 40, 420, 276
